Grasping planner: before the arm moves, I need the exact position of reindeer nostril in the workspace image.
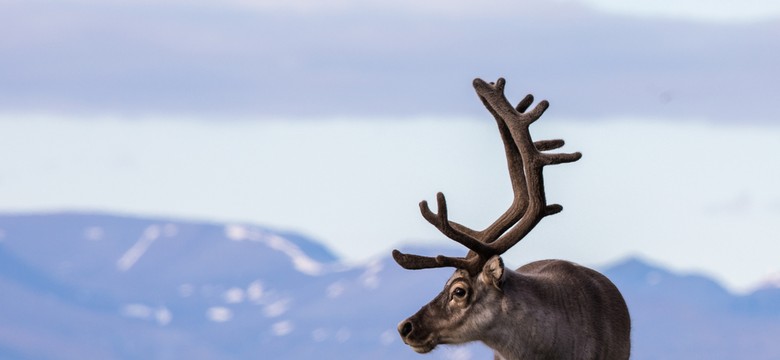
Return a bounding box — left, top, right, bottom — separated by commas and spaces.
399, 321, 413, 337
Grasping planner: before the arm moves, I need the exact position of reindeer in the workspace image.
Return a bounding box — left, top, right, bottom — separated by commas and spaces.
392, 78, 630, 360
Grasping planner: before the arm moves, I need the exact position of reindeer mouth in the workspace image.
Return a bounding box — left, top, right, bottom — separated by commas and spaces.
409, 342, 437, 354
404, 336, 438, 354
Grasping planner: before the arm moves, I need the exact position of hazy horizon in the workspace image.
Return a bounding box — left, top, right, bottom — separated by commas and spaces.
2, 113, 778, 293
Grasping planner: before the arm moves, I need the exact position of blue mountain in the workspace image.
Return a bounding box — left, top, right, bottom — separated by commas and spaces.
0, 213, 778, 359
603, 258, 780, 359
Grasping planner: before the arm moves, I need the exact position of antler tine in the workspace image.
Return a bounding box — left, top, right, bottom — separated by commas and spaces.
541, 151, 582, 165
392, 249, 482, 273
392, 250, 444, 270
419, 192, 496, 256
515, 94, 534, 112
535, 139, 565, 151
525, 100, 550, 124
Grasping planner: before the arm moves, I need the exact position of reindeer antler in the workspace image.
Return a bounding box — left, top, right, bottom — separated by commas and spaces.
392, 78, 581, 275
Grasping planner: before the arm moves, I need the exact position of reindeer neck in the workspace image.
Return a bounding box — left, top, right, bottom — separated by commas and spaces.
479, 269, 561, 360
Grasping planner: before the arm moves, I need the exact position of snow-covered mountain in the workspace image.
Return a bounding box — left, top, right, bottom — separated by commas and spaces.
0, 213, 778, 359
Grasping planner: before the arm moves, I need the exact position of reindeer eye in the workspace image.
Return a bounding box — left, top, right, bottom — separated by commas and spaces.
452, 287, 467, 298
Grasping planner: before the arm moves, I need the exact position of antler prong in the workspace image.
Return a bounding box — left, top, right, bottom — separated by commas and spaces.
435, 192, 448, 220
526, 100, 549, 122
392, 250, 440, 270
419, 200, 437, 225
494, 77, 506, 92
516, 94, 534, 112
534, 139, 565, 151
541, 151, 583, 165
392, 249, 480, 273
418, 193, 448, 228
545, 204, 563, 216
419, 192, 496, 256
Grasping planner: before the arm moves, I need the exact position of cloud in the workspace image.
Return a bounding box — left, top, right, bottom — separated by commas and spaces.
0, 0, 778, 122
579, 0, 780, 22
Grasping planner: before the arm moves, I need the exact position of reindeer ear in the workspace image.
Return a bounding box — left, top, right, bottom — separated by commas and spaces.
480, 256, 505, 290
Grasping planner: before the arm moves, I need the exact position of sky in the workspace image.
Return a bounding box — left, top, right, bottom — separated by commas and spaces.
1, 0, 779, 292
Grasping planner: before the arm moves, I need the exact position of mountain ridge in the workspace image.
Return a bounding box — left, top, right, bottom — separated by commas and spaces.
0, 212, 778, 359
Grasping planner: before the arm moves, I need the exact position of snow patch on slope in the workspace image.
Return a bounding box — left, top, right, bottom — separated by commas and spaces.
272, 320, 294, 336
206, 307, 233, 322
116, 223, 179, 272
360, 259, 382, 289
121, 303, 172, 326
116, 225, 161, 271
83, 226, 104, 241
326, 281, 345, 299
756, 271, 780, 290
224, 224, 327, 276
247, 280, 264, 303
263, 298, 291, 318
223, 287, 245, 304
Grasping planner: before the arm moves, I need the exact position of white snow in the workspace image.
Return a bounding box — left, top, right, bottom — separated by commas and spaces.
310, 327, 351, 342
312, 328, 329, 342
178, 283, 194, 298
116, 225, 161, 272
206, 307, 233, 322
326, 281, 345, 299
225, 224, 249, 241
223, 287, 245, 304
360, 259, 382, 289
272, 320, 294, 336
83, 226, 104, 241
246, 280, 264, 302
646, 271, 663, 286
380, 330, 395, 346
162, 223, 178, 237
121, 303, 153, 319
335, 328, 351, 343
223, 224, 326, 276
265, 233, 325, 275
756, 271, 780, 290
116, 224, 179, 271
121, 304, 171, 326
263, 298, 290, 318
155, 307, 172, 326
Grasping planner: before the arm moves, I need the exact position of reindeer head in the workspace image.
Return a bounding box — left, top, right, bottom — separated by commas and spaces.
397, 255, 507, 353
393, 78, 581, 352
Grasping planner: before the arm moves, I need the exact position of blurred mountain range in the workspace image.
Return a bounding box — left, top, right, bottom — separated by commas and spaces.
0, 213, 778, 359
